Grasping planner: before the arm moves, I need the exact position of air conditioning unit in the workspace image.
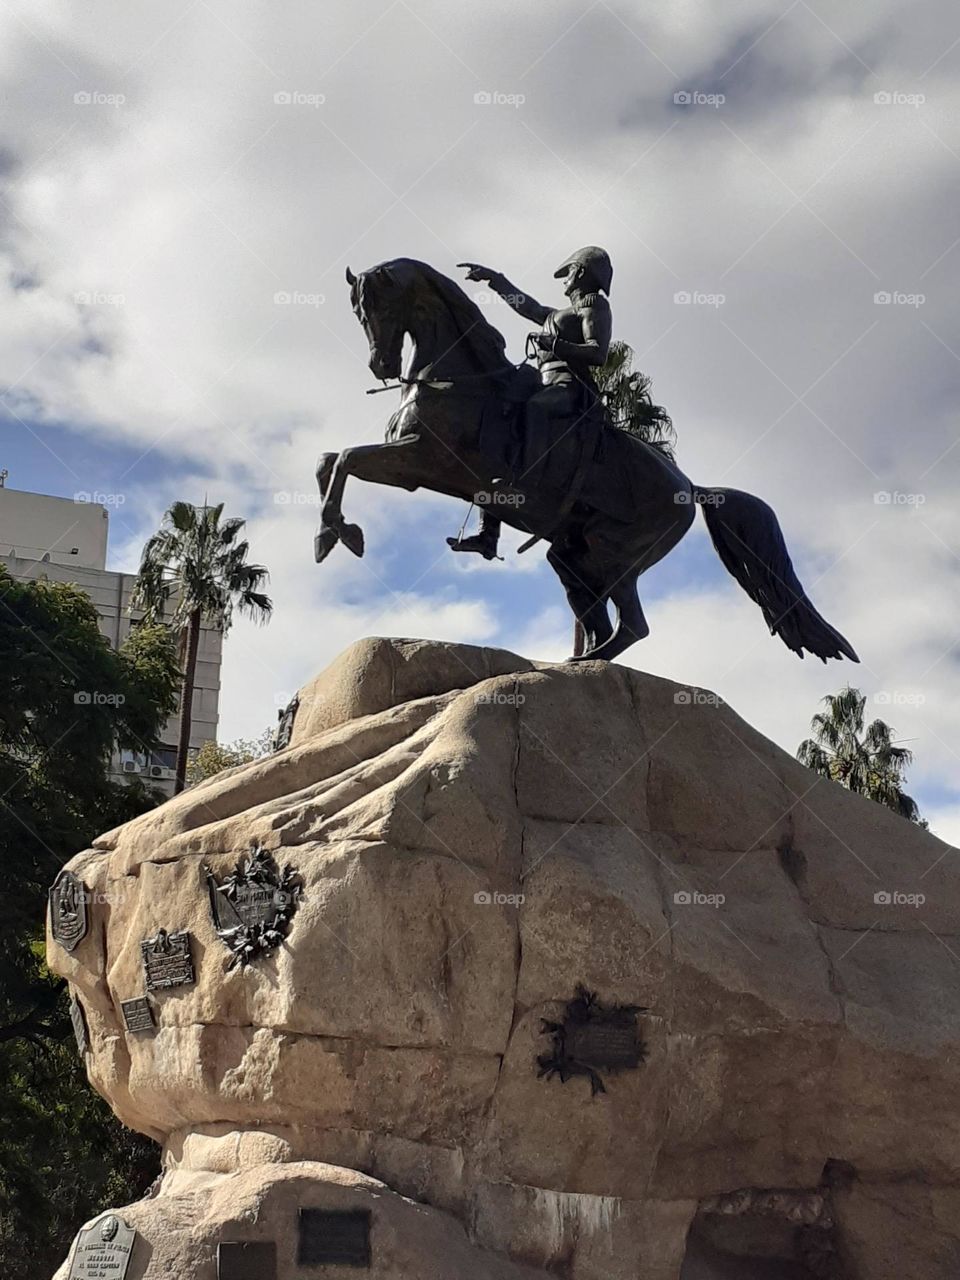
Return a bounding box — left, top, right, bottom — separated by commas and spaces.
150, 765, 175, 779
122, 761, 139, 774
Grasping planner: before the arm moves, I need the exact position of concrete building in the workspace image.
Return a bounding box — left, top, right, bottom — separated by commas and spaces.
0, 484, 222, 796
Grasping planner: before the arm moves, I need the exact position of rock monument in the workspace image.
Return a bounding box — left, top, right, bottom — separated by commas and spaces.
48, 638, 960, 1279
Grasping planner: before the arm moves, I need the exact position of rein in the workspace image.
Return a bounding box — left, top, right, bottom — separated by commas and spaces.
365, 363, 524, 395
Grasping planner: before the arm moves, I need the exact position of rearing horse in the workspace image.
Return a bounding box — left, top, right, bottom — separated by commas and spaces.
315, 258, 858, 666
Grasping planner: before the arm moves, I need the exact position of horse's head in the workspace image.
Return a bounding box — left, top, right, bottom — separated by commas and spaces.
346, 259, 508, 383
345, 262, 411, 381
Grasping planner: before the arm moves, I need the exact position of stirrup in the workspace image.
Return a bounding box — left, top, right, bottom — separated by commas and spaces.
446, 534, 501, 561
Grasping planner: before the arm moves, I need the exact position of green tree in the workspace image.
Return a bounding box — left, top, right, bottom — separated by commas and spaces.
596, 340, 676, 459
796, 686, 926, 824
132, 502, 272, 794
0, 568, 180, 1278
186, 728, 274, 785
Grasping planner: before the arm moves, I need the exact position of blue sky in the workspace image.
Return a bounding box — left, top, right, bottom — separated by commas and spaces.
1, 0, 958, 840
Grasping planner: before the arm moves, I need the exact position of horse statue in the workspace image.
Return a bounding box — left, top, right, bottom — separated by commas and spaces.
314, 258, 858, 666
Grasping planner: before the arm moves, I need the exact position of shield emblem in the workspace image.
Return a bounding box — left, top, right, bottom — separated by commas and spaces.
49, 870, 88, 952
206, 845, 301, 969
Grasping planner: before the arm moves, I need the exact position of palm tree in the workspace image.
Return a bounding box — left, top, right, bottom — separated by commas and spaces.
573, 342, 676, 654
796, 686, 925, 824
132, 502, 272, 794
595, 340, 676, 459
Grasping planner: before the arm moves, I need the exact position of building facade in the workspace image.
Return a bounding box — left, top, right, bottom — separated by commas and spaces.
0, 486, 222, 796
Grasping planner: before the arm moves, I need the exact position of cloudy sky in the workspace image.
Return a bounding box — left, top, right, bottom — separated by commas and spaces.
2, 0, 958, 837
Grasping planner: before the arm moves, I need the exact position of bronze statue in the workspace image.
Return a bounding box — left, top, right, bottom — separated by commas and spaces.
314, 256, 857, 666
449, 248, 612, 560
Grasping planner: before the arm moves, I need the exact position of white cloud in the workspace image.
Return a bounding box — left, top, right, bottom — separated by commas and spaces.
2, 0, 958, 838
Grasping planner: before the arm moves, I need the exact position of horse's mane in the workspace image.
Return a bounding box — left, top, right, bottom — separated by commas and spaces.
370, 258, 509, 372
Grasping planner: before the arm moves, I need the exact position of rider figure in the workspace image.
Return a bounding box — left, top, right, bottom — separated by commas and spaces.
448, 247, 613, 559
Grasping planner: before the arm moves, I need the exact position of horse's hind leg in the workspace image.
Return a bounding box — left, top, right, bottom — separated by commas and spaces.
547, 539, 613, 657
580, 571, 649, 663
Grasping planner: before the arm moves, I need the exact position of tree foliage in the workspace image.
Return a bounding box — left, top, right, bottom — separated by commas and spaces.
132, 502, 272, 792
186, 728, 274, 785
796, 686, 926, 824
0, 568, 179, 1277
596, 340, 676, 459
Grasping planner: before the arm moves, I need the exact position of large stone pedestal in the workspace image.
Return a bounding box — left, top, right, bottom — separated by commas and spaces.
48, 638, 960, 1278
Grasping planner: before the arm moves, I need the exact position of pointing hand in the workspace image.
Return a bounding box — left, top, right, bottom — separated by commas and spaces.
457, 262, 497, 284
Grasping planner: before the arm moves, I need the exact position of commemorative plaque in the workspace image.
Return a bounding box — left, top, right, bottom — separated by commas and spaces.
50, 869, 88, 952
67, 1213, 136, 1280
538, 985, 646, 1096
205, 845, 301, 969
273, 693, 300, 751
140, 929, 195, 991
69, 994, 89, 1056
297, 1209, 372, 1267
120, 997, 154, 1033
217, 1241, 277, 1280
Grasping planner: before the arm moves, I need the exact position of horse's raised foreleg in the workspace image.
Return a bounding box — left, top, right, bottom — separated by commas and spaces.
316, 452, 337, 500
315, 438, 430, 565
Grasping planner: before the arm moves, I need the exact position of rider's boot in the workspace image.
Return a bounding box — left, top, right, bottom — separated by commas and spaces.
447, 513, 501, 560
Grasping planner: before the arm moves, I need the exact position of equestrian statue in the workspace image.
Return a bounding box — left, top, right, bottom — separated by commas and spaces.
314, 249, 858, 666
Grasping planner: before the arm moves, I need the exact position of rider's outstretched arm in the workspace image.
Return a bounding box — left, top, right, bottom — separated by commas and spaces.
458, 263, 550, 324
488, 275, 551, 325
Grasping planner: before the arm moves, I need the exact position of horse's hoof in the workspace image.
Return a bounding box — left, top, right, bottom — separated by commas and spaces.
340, 522, 365, 558
314, 526, 339, 564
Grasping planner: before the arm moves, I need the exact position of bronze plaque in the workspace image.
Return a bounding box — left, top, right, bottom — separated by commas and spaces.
566, 1019, 640, 1069
67, 1213, 136, 1279
206, 846, 301, 969
70, 994, 89, 1056
50, 869, 88, 952
217, 1241, 276, 1280
538, 986, 647, 1096
141, 929, 195, 991
120, 997, 154, 1033
298, 1208, 371, 1267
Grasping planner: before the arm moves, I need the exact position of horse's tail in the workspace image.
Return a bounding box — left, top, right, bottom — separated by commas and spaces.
693, 486, 859, 663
